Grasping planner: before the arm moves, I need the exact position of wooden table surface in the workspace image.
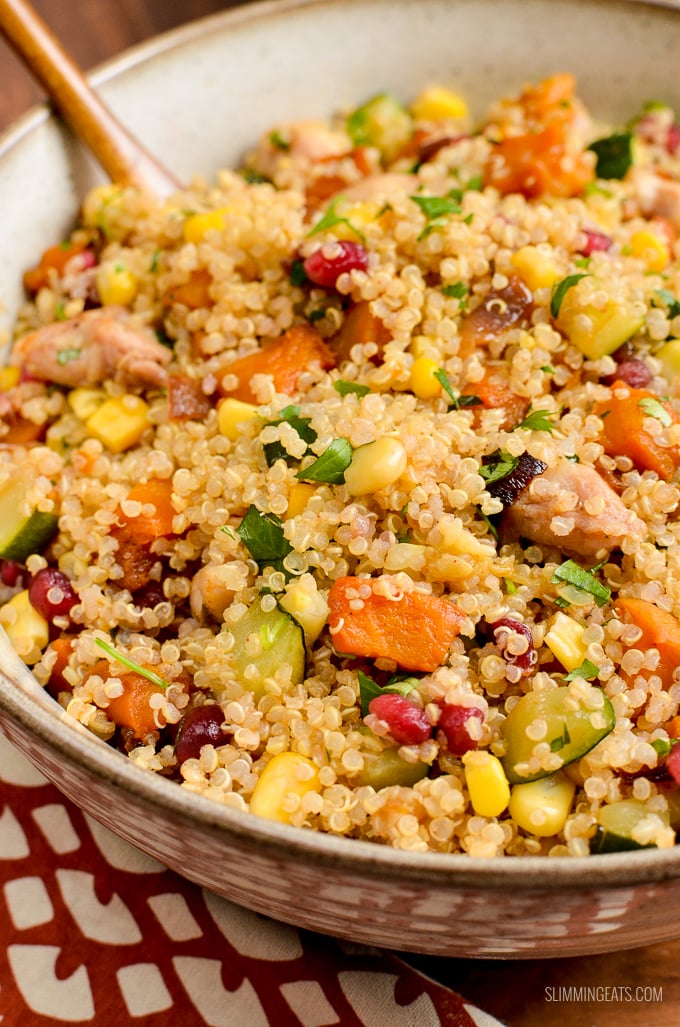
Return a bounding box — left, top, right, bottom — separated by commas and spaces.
0, 2, 679, 1024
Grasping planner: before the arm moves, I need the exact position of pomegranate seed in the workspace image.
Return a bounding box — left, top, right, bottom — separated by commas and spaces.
28, 567, 78, 621
667, 745, 680, 786
303, 241, 369, 289
0, 560, 23, 587
437, 704, 484, 756
579, 229, 612, 256
603, 357, 652, 389
490, 617, 537, 679
667, 124, 680, 155
368, 693, 432, 745
175, 705, 226, 764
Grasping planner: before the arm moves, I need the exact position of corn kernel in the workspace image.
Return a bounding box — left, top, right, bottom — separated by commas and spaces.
657, 339, 680, 382
630, 229, 669, 272
95, 262, 137, 306
249, 751, 321, 823
510, 245, 560, 291
508, 771, 576, 837
0, 366, 20, 391
217, 397, 259, 441
286, 482, 315, 518
410, 86, 468, 122
0, 590, 49, 665
462, 750, 510, 818
182, 207, 232, 244
68, 387, 106, 421
410, 356, 442, 399
85, 394, 150, 453
280, 574, 329, 642
81, 184, 124, 230
544, 611, 588, 672
344, 436, 407, 496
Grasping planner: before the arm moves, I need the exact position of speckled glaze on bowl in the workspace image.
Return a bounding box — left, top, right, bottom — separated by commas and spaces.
3, 0, 680, 959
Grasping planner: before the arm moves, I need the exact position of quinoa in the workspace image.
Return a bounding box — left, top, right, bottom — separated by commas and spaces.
3, 73, 680, 855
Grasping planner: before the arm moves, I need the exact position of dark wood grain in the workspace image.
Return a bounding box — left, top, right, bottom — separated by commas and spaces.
0, 3, 678, 1025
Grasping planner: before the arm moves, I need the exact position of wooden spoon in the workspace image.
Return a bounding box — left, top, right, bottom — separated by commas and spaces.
0, 0, 180, 197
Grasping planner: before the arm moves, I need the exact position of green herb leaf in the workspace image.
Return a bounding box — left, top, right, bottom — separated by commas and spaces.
549, 722, 572, 752
289, 259, 308, 286
574, 256, 591, 269
56, 347, 81, 365
54, 301, 67, 322
588, 131, 634, 180
334, 380, 371, 397
296, 438, 353, 484
262, 407, 317, 467
551, 559, 611, 607
638, 396, 672, 428
307, 198, 365, 242
94, 637, 168, 690
479, 450, 520, 484
516, 408, 556, 433
358, 669, 419, 716
433, 367, 481, 410
564, 659, 600, 681
269, 129, 291, 151
442, 281, 469, 308
654, 288, 680, 319
237, 505, 293, 569
541, 365, 555, 374
411, 192, 462, 221
504, 579, 519, 595
550, 273, 590, 318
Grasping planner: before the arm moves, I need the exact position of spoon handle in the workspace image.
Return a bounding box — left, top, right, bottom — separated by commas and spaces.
0, 0, 180, 197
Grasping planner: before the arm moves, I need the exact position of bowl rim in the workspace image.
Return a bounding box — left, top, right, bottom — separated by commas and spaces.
2, 0, 680, 892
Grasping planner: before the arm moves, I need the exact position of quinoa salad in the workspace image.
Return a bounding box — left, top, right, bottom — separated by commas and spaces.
4, 74, 680, 857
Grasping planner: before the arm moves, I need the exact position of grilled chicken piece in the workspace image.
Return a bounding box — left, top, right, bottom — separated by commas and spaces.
503, 459, 646, 558
12, 307, 170, 389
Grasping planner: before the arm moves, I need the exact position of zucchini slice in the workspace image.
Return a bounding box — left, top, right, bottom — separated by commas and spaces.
590, 798, 666, 853
501, 683, 615, 784
0, 474, 58, 562
229, 600, 305, 699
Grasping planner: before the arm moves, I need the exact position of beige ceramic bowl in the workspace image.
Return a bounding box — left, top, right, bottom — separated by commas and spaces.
2, 0, 680, 958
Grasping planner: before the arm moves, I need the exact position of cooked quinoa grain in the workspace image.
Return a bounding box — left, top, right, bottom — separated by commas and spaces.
5, 74, 680, 855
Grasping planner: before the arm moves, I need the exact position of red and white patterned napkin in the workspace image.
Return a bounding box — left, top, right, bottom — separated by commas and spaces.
0, 732, 503, 1026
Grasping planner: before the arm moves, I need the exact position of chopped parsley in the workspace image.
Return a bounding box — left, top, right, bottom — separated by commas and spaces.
262, 405, 317, 466
638, 396, 672, 427
411, 189, 464, 239
358, 669, 419, 716
504, 579, 519, 595
551, 559, 611, 607
442, 281, 469, 308
433, 367, 481, 409
334, 380, 372, 397
307, 198, 365, 242
564, 659, 600, 681
296, 438, 353, 484
289, 259, 308, 286
479, 450, 520, 484
516, 408, 556, 433
237, 505, 293, 572
269, 129, 291, 151
652, 738, 672, 758
654, 288, 680, 319
94, 637, 168, 690
550, 272, 590, 318
588, 131, 634, 180
56, 347, 81, 365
